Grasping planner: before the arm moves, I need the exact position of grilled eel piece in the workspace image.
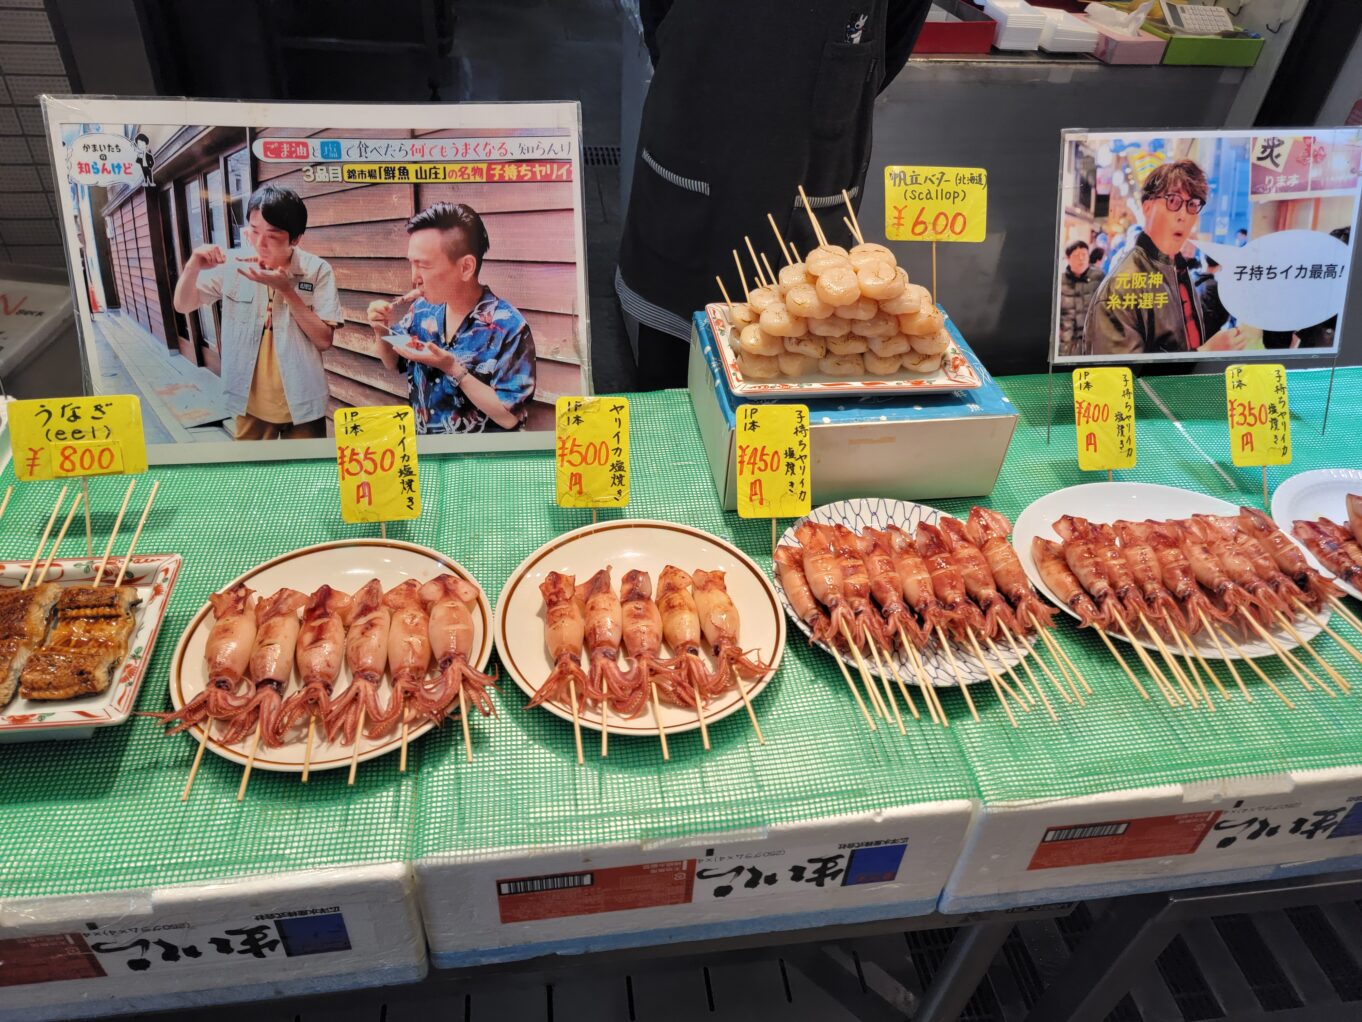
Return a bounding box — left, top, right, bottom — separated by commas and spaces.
19, 586, 140, 701
0, 584, 60, 706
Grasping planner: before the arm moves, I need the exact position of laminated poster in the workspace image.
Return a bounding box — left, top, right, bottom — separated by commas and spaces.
1052, 128, 1361, 365
42, 96, 592, 464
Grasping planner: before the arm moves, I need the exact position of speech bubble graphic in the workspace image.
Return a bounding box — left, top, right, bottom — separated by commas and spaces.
1199, 230, 1350, 332
65, 132, 142, 186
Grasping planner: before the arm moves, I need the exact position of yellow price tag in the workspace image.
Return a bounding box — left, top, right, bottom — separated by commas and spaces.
556, 397, 629, 508
335, 406, 421, 524
884, 165, 987, 243
1073, 368, 1136, 472
9, 395, 147, 482
1226, 364, 1291, 467
736, 404, 811, 519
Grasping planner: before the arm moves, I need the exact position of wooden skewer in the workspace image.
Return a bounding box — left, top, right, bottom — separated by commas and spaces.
1086, 622, 1150, 700
744, 236, 770, 287
92, 479, 135, 586
347, 709, 366, 784
600, 676, 610, 758
650, 679, 670, 759
760, 253, 779, 291
1208, 616, 1294, 707
935, 626, 979, 722
865, 638, 905, 734
566, 677, 584, 764
768, 213, 795, 267
988, 631, 1055, 722
1032, 626, 1084, 705
1003, 621, 1069, 706
1274, 610, 1351, 694
1138, 612, 1197, 706
1326, 595, 1362, 635
964, 629, 1017, 727
0, 485, 12, 520
459, 687, 473, 763
399, 714, 411, 773
303, 718, 317, 782
967, 629, 1028, 712
796, 185, 829, 248
874, 632, 919, 721
732, 251, 751, 303
715, 276, 736, 315
1293, 598, 1362, 666
788, 241, 802, 265
22, 485, 68, 590
1028, 610, 1090, 698
114, 480, 160, 588
842, 189, 865, 244
182, 722, 211, 801
1111, 614, 1178, 705
907, 633, 949, 725
832, 643, 877, 730
984, 629, 1034, 705
692, 680, 711, 751
1197, 608, 1250, 701
1167, 622, 1214, 711
732, 669, 766, 744
1185, 629, 1231, 701
81, 477, 93, 559
239, 721, 263, 800
840, 620, 888, 720
1238, 609, 1329, 694
842, 217, 859, 245
896, 624, 942, 726
36, 491, 83, 587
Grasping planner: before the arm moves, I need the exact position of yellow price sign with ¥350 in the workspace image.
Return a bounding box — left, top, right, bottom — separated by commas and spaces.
884, 165, 987, 243
1073, 367, 1136, 472
735, 404, 811, 519
334, 406, 421, 523
556, 397, 629, 508
9, 395, 147, 482
1226, 364, 1291, 467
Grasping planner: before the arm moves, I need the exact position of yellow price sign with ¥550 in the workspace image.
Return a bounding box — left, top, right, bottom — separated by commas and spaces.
335, 406, 421, 523
884, 165, 987, 243
735, 404, 811, 519
1073, 367, 1136, 472
9, 395, 147, 482
1226, 364, 1291, 467
556, 397, 629, 508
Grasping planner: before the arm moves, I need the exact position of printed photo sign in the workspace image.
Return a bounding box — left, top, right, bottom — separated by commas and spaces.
42, 96, 592, 463
1052, 128, 1361, 364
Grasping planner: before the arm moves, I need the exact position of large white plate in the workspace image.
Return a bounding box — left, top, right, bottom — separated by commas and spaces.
704, 304, 982, 398
777, 499, 1037, 687
1014, 482, 1324, 659
0, 553, 183, 743
1271, 468, 1362, 601
170, 539, 491, 773
496, 520, 785, 736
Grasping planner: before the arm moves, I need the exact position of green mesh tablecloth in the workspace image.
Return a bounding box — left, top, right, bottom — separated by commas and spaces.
932, 366, 1362, 807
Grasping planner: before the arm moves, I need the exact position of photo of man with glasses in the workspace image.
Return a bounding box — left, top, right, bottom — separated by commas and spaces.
1084, 160, 1243, 355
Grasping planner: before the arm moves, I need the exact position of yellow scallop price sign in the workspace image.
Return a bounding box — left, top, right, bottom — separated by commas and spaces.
556, 397, 629, 508
736, 404, 811, 519
884, 166, 987, 243
1073, 367, 1136, 472
9, 395, 147, 482
1226, 363, 1291, 467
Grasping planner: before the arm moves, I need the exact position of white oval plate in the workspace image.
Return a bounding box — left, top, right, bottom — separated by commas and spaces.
170, 539, 491, 773
496, 520, 784, 736
1271, 468, 1362, 601
1013, 482, 1324, 659
777, 499, 1036, 688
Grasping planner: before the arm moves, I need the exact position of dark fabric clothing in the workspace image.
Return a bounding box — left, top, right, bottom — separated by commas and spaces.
1058, 266, 1102, 357
621, 0, 931, 344
1084, 232, 1206, 356
1194, 271, 1231, 336
634, 324, 692, 390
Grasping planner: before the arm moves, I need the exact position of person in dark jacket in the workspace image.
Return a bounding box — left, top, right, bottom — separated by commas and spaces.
1058, 240, 1101, 357
617, 0, 933, 388
1194, 256, 1231, 337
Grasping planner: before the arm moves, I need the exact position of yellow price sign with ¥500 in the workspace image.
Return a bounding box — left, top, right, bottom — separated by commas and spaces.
1073, 368, 1136, 472
1226, 364, 1291, 467
334, 406, 421, 523
9, 395, 147, 482
884, 165, 987, 244
735, 404, 811, 519
556, 397, 629, 508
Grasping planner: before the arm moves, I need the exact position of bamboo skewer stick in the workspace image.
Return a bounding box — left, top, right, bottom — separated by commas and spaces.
732, 251, 750, 303
0, 485, 11, 520
303, 718, 317, 782
875, 634, 920, 721
1273, 611, 1350, 694
692, 682, 712, 751
22, 485, 68, 590
865, 639, 905, 734
36, 492, 82, 586
768, 213, 795, 267
1032, 626, 1085, 705
182, 723, 211, 801
760, 253, 779, 290
965, 629, 1017, 727
715, 276, 736, 315
833, 644, 876, 730
81, 478, 93, 559
840, 620, 888, 720
1087, 622, 1150, 700
744, 237, 770, 287
239, 722, 263, 800
1327, 595, 1362, 636
788, 241, 802, 264
842, 217, 859, 245
1186, 633, 1231, 701
1004, 621, 1069, 705
1237, 609, 1329, 694
897, 624, 943, 726
966, 629, 1028, 713
1293, 598, 1362, 667
1197, 609, 1250, 700
1028, 611, 1090, 697
796, 185, 830, 248
92, 480, 135, 586
988, 631, 1055, 722
347, 709, 365, 784
650, 680, 670, 759
911, 638, 949, 725
1168, 623, 1214, 711
600, 677, 610, 758
842, 189, 865, 244
399, 718, 411, 773
1112, 614, 1178, 705
459, 687, 473, 763
1139, 612, 1197, 705
114, 480, 160, 588
566, 678, 585, 764
935, 626, 980, 722
1209, 617, 1295, 707
733, 671, 766, 744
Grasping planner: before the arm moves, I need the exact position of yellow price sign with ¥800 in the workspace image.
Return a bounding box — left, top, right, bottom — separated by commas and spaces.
556, 397, 629, 508
1226, 364, 1291, 467
1073, 367, 1136, 472
735, 404, 811, 519
884, 165, 987, 243
334, 405, 421, 523
9, 395, 147, 482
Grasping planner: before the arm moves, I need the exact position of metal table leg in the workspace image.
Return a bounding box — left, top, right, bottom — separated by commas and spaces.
914, 920, 1015, 1022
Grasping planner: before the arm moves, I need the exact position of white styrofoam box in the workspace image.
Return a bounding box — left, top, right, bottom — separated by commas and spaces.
940, 768, 1362, 913
0, 862, 427, 1021
1039, 9, 1099, 51
417, 802, 975, 968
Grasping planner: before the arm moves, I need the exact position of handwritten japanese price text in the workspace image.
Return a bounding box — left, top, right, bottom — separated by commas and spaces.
9, 395, 147, 482
884, 166, 987, 243
1072, 368, 1135, 472
556, 397, 629, 508
334, 406, 421, 523
1226, 364, 1291, 467
736, 404, 811, 519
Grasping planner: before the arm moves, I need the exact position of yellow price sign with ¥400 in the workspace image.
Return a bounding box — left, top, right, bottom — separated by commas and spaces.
884, 165, 987, 244
1072, 368, 1136, 472
9, 395, 147, 482
556, 397, 629, 508
334, 406, 421, 523
1226, 364, 1291, 467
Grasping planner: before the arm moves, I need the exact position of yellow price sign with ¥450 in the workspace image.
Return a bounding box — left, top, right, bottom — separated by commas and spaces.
884, 166, 987, 243
1072, 368, 1136, 472
9, 395, 147, 482
736, 404, 811, 519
